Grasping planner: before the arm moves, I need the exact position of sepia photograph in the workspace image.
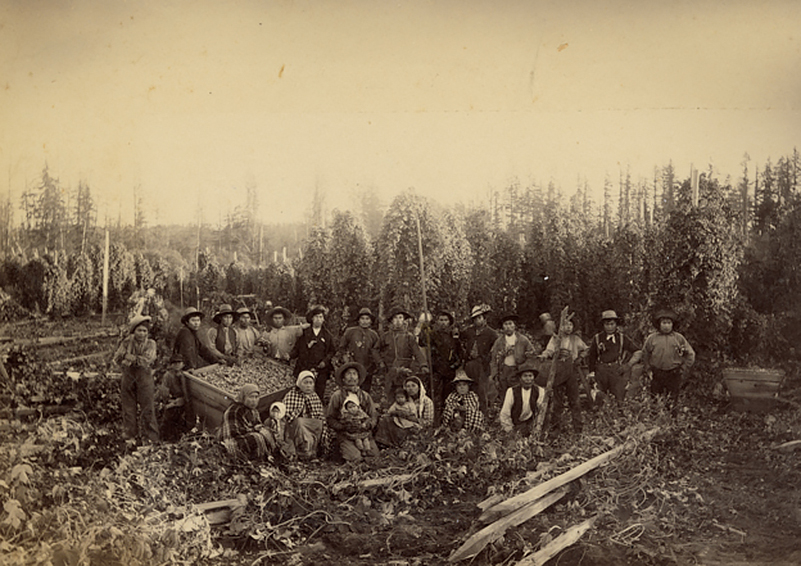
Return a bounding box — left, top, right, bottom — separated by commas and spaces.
1, 1, 800, 564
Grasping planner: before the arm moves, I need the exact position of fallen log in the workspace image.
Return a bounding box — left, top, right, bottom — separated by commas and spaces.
449, 486, 570, 563
331, 473, 417, 494
175, 498, 246, 525
0, 330, 120, 348
0, 405, 75, 419
479, 428, 659, 523
773, 439, 801, 452
515, 515, 598, 566
47, 350, 114, 367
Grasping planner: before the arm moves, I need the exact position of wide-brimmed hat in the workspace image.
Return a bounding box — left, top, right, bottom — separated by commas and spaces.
266, 306, 293, 323
305, 304, 329, 323
601, 310, 620, 322
516, 360, 540, 378
128, 315, 151, 334
653, 309, 677, 325
212, 304, 236, 324
436, 310, 455, 325
181, 307, 204, 325
335, 361, 367, 385
470, 304, 491, 319
236, 306, 254, 318
269, 401, 287, 420
499, 313, 519, 325
388, 308, 412, 322
356, 307, 375, 322
452, 368, 474, 384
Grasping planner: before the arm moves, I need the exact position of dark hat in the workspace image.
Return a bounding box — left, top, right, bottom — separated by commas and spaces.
601, 310, 620, 322
539, 312, 553, 323
653, 309, 677, 325
305, 304, 329, 323
335, 361, 367, 385
168, 353, 184, 366
236, 306, 254, 318
436, 310, 455, 325
388, 308, 412, 322
516, 360, 540, 377
452, 368, 474, 384
356, 307, 376, 322
212, 304, 236, 324
470, 304, 492, 319
181, 307, 204, 325
128, 315, 151, 334
266, 306, 293, 323
499, 313, 519, 324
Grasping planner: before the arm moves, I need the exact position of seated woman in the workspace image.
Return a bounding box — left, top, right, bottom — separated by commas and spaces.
441, 370, 486, 433
220, 384, 273, 461
282, 371, 328, 460
326, 362, 380, 462
375, 375, 434, 447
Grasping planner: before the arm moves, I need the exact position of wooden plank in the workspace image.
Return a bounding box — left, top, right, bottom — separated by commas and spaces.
515, 515, 597, 566
450, 487, 569, 563
480, 428, 659, 523
774, 440, 801, 452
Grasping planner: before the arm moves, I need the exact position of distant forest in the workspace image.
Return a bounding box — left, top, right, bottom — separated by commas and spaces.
1, 151, 800, 386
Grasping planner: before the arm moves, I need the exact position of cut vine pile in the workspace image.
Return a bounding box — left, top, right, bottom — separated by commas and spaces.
2, 348, 801, 565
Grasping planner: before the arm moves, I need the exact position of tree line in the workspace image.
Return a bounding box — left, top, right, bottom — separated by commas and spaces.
2, 152, 801, 383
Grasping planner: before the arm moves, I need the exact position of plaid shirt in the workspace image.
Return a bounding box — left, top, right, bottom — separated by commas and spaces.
282, 387, 325, 422
441, 391, 485, 433
282, 387, 331, 452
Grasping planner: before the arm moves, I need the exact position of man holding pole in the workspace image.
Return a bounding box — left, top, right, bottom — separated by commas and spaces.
460, 304, 499, 416
378, 308, 429, 406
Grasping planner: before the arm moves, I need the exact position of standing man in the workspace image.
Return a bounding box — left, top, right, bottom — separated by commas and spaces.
233, 307, 260, 359
259, 306, 308, 363
173, 307, 225, 371
587, 310, 643, 403
114, 315, 159, 444
378, 308, 429, 404
293, 305, 336, 401
489, 313, 536, 400
460, 304, 499, 416
426, 310, 462, 421
338, 307, 382, 394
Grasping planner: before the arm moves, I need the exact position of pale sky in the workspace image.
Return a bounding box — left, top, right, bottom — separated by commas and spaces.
1, 0, 800, 226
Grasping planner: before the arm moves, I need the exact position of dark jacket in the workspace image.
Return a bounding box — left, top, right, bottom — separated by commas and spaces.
292, 325, 336, 376
173, 326, 219, 370
461, 325, 499, 370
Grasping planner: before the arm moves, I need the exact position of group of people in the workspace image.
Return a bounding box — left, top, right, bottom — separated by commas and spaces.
114, 300, 696, 463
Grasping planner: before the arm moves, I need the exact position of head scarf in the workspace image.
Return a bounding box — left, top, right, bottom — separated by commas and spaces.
296, 370, 316, 389
269, 401, 287, 420
404, 375, 428, 418
236, 383, 260, 404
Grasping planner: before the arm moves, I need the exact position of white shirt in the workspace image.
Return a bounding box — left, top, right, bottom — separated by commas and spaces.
499, 385, 546, 432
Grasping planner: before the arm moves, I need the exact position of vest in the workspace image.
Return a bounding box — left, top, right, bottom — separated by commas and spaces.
511, 385, 538, 425
215, 326, 237, 355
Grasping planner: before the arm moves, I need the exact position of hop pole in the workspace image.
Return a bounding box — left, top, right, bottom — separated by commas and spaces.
533, 306, 573, 439
414, 210, 433, 393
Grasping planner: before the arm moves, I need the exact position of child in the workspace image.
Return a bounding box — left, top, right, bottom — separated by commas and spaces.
155, 354, 194, 442
538, 317, 588, 433
113, 315, 159, 444
340, 393, 376, 455
387, 388, 420, 430
263, 401, 296, 460
441, 371, 485, 433
642, 309, 695, 408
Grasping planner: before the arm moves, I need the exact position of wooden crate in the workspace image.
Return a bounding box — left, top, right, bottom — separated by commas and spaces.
183, 365, 290, 431
723, 368, 785, 413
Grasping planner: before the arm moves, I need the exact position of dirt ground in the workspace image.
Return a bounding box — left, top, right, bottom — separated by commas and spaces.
2, 317, 801, 565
